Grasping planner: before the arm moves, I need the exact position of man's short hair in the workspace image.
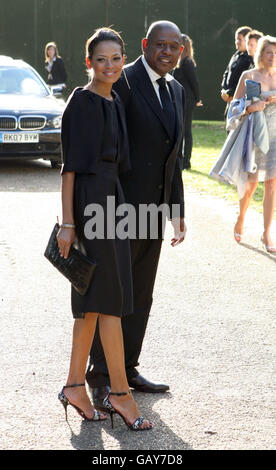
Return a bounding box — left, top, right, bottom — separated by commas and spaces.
146, 20, 181, 42
246, 29, 264, 42
235, 26, 252, 37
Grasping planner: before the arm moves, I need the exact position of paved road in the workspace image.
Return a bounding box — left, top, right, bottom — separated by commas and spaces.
0, 158, 275, 450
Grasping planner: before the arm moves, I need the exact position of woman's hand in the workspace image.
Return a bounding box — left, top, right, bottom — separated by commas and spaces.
265, 94, 276, 103
57, 227, 75, 259
196, 100, 203, 106
246, 99, 266, 113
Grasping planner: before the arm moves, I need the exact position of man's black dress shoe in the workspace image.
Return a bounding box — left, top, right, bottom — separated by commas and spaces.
128, 374, 169, 393
90, 385, 111, 412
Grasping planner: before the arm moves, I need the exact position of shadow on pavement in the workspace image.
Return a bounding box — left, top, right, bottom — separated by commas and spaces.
0, 158, 61, 192
67, 393, 192, 451
239, 242, 276, 262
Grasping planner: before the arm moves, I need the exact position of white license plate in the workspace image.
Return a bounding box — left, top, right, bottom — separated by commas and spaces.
1, 133, 39, 143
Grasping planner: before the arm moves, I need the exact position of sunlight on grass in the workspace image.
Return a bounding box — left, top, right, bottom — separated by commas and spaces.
182, 120, 265, 213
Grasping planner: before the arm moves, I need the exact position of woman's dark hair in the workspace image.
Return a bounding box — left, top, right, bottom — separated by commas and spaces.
86, 27, 125, 60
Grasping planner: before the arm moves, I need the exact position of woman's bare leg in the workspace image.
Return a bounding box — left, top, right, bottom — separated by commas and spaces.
263, 178, 276, 248
98, 314, 152, 429
63, 313, 107, 419
234, 180, 258, 239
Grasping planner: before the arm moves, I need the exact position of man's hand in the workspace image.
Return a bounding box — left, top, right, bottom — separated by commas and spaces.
171, 217, 187, 247
221, 90, 233, 103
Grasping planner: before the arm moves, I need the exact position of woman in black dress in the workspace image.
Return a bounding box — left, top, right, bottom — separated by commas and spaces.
44, 41, 67, 88
174, 34, 202, 169
57, 28, 152, 431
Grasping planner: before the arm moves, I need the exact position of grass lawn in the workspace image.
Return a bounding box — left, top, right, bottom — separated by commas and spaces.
183, 120, 265, 213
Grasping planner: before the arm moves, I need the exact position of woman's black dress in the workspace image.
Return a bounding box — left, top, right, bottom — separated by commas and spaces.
61, 87, 133, 319
174, 58, 201, 168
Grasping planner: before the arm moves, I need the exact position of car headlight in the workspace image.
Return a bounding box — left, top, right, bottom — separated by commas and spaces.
52, 116, 62, 128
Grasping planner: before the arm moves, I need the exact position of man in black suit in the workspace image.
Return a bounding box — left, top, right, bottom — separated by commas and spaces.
86, 21, 186, 407
221, 26, 253, 115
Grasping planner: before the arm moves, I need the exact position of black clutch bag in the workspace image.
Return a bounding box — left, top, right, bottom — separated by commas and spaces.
44, 223, 96, 296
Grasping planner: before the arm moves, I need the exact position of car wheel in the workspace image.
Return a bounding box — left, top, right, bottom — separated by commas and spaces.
50, 160, 61, 169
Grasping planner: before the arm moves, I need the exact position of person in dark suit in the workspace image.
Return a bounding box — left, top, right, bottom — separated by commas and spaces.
221, 26, 253, 116
86, 21, 187, 409
174, 34, 202, 169
45, 41, 67, 87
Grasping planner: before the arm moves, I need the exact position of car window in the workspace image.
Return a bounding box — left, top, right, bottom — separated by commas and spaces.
0, 66, 49, 96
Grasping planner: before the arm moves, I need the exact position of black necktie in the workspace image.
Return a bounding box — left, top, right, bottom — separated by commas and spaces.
156, 77, 176, 141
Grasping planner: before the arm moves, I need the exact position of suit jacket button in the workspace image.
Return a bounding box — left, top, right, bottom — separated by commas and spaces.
148, 162, 152, 166
165, 139, 170, 144
158, 184, 163, 189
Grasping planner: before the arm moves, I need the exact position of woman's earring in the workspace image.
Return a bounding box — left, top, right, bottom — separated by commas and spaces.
86, 57, 92, 69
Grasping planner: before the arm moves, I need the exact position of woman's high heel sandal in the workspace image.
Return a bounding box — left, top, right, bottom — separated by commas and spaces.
234, 220, 243, 243
103, 390, 153, 431
58, 383, 107, 422
234, 232, 242, 243
261, 235, 276, 254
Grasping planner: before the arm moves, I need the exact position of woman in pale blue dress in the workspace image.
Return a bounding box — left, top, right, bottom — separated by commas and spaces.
233, 36, 276, 253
